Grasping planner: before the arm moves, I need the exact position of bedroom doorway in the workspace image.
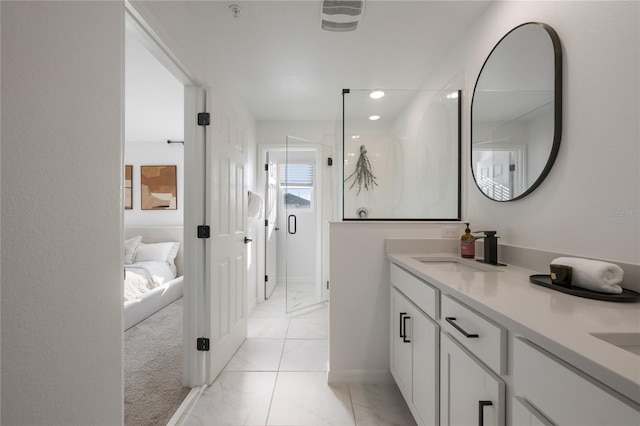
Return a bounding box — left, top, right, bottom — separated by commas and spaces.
123, 5, 196, 420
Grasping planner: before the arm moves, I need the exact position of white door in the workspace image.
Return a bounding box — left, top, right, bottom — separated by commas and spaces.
440, 333, 505, 426
264, 161, 278, 298
390, 288, 413, 401
205, 90, 248, 382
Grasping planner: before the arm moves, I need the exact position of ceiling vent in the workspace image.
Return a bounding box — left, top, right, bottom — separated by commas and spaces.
321, 0, 365, 32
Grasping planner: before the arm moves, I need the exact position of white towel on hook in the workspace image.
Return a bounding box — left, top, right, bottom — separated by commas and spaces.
551, 257, 624, 294
247, 191, 264, 219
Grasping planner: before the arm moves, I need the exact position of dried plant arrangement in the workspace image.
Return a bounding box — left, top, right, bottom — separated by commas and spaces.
345, 145, 378, 195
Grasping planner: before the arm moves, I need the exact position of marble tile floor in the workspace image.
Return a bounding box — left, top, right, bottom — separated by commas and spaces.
181, 286, 416, 426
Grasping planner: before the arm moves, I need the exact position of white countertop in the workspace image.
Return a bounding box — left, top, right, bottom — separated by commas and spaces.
387, 252, 640, 405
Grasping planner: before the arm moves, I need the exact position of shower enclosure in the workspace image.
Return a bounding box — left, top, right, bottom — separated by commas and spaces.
342, 89, 461, 220
263, 136, 336, 313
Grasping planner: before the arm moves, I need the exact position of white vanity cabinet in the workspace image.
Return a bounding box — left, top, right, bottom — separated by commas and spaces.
388, 260, 639, 426
390, 265, 439, 426
440, 332, 505, 426
513, 338, 640, 426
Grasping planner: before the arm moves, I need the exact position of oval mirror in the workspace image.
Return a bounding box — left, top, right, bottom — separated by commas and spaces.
471, 22, 562, 201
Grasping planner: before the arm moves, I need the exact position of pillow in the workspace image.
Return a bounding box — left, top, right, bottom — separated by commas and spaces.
124, 235, 142, 265
134, 241, 180, 272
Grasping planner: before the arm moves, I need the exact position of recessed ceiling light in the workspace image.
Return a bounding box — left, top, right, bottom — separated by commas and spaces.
369, 115, 380, 121
370, 90, 385, 99
447, 92, 459, 99
351, 135, 360, 139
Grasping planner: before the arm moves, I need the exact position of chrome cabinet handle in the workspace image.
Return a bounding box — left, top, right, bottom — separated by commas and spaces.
445, 317, 479, 338
478, 400, 493, 426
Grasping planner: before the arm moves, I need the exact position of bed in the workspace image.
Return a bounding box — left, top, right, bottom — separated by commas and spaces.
124, 226, 184, 330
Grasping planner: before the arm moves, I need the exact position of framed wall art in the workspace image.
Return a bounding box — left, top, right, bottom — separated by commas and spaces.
141, 165, 177, 210
124, 165, 133, 210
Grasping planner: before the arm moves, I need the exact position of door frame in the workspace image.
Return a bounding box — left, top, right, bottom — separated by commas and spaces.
125, 3, 206, 387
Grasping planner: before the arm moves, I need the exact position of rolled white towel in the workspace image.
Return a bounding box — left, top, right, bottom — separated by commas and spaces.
551, 257, 624, 294
247, 191, 264, 219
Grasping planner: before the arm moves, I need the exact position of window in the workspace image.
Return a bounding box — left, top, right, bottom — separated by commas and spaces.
280, 163, 314, 209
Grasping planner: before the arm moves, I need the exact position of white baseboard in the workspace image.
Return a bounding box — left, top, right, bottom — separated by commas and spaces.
327, 369, 395, 385
167, 385, 206, 426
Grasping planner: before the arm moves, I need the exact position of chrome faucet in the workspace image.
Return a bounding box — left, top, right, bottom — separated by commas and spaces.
468, 231, 505, 266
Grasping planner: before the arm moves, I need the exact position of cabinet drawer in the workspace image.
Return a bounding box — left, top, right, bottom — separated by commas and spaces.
514, 338, 640, 426
390, 263, 439, 319
441, 294, 506, 375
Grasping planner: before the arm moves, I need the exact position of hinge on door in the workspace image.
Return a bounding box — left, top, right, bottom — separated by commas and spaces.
197, 112, 210, 126
327, 157, 333, 166
265, 275, 269, 282
197, 225, 210, 239
265, 164, 269, 171
265, 219, 268, 226
196, 337, 210, 351
327, 281, 330, 289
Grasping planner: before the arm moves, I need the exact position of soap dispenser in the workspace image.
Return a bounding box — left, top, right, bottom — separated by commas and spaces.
461, 223, 475, 259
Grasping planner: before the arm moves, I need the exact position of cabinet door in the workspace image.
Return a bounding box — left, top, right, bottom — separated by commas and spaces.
512, 396, 555, 426
412, 309, 439, 426
391, 288, 413, 401
514, 338, 640, 426
440, 333, 505, 426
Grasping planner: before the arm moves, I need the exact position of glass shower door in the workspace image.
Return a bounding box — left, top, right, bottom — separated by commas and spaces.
283, 136, 333, 313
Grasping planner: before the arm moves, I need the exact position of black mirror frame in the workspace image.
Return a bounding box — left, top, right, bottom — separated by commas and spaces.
471, 22, 563, 202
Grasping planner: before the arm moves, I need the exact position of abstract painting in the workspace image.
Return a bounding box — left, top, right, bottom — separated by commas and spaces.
141, 165, 177, 210
124, 165, 133, 210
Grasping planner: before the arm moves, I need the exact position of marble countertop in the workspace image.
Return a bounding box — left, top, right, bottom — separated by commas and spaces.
387, 252, 640, 405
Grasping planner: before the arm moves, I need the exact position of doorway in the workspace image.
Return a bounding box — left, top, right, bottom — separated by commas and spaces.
261, 136, 334, 313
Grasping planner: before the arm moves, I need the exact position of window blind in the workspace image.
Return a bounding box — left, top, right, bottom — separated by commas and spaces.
279, 164, 314, 187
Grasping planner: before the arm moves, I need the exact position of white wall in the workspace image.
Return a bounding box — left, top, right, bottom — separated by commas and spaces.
124, 141, 184, 226
257, 120, 338, 147
329, 222, 459, 382
432, 0, 640, 264
329, 1, 639, 380
1, 2, 124, 424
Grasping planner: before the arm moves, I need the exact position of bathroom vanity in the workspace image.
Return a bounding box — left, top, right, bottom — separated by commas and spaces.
388, 252, 640, 426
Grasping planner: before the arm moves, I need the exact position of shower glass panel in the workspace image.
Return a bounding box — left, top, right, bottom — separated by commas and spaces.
283, 136, 334, 313
342, 89, 461, 220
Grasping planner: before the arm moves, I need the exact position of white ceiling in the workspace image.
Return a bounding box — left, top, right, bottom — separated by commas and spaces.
125, 0, 494, 133
186, 0, 493, 121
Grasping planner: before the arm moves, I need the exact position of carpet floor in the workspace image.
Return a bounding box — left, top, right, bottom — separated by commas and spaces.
125, 298, 190, 425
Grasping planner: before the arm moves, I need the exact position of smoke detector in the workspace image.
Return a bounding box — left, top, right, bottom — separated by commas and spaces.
321, 0, 365, 32
229, 4, 242, 18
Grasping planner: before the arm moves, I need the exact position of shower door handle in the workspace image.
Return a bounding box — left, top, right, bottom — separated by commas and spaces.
287, 215, 297, 235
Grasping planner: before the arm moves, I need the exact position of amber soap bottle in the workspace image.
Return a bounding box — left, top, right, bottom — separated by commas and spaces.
460, 223, 475, 259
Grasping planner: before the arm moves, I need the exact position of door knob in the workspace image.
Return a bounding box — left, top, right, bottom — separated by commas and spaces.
244, 237, 252, 244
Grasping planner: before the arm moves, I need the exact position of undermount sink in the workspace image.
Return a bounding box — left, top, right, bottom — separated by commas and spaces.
413, 257, 498, 273
590, 332, 640, 356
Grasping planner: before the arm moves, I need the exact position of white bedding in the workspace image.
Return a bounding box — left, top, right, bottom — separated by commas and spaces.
123, 226, 184, 330
124, 261, 176, 303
